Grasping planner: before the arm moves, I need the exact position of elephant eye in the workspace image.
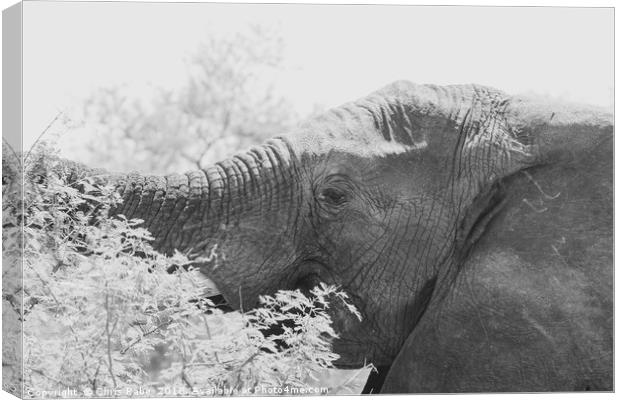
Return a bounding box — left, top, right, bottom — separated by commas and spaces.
318, 187, 347, 206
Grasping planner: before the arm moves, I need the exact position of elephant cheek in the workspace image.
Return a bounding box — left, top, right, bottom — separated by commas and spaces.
199, 242, 298, 311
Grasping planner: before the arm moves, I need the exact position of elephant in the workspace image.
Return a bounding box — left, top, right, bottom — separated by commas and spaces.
45, 81, 613, 393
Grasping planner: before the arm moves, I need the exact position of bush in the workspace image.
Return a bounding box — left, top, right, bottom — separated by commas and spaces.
2, 147, 369, 397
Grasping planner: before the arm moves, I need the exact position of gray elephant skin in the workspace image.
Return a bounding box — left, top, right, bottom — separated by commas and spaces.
54, 82, 613, 392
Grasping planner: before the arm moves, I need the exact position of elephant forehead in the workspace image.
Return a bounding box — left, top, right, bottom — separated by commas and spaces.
288, 81, 512, 160
290, 104, 429, 158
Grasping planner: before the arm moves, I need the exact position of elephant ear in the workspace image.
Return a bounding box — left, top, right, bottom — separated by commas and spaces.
381, 94, 613, 392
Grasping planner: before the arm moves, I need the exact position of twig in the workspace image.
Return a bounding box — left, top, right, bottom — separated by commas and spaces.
91, 360, 102, 392
178, 335, 195, 391
104, 289, 118, 388
201, 315, 221, 363
25, 111, 64, 162
185, 361, 221, 368
234, 352, 260, 388
523, 171, 560, 200
2, 137, 21, 168
120, 320, 172, 354
522, 198, 547, 213
29, 368, 71, 387
238, 352, 259, 370
178, 150, 202, 168
26, 264, 62, 315
181, 362, 195, 391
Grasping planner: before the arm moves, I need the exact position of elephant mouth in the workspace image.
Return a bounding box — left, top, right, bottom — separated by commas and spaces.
203, 259, 334, 312
202, 259, 369, 368
193, 274, 234, 312
205, 293, 233, 312
293, 259, 333, 292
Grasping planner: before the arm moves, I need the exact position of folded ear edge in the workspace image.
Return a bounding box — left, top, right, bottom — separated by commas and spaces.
504, 96, 613, 165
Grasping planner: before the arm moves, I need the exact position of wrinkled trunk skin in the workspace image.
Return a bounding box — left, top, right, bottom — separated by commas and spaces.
109, 138, 302, 310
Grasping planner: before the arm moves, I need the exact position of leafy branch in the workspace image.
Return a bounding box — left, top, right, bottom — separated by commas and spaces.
7, 147, 369, 397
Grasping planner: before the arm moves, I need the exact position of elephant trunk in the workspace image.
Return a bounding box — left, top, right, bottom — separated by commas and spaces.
88, 137, 298, 261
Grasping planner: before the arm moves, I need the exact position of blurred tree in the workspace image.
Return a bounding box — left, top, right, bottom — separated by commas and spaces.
73, 25, 298, 174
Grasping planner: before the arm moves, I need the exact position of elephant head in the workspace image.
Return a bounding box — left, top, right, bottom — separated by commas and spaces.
69, 82, 613, 391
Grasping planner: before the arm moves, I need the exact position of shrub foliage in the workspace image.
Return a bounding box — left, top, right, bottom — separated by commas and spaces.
2, 146, 368, 397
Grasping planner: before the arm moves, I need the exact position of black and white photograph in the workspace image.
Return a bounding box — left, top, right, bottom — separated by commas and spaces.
1, 1, 614, 397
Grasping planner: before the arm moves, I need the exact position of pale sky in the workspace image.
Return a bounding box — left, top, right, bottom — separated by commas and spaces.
22, 2, 613, 149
